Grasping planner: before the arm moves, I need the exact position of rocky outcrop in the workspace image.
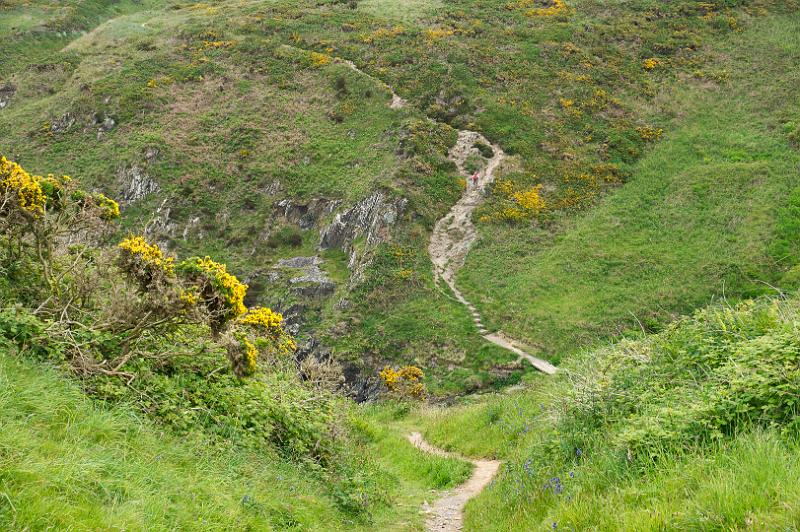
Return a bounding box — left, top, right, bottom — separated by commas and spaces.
49, 112, 76, 134
145, 198, 202, 247
118, 164, 160, 204
276, 256, 336, 299
275, 198, 340, 229
0, 85, 15, 110
319, 190, 407, 271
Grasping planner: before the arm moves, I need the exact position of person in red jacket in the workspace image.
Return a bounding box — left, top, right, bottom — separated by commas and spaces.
471, 171, 479, 188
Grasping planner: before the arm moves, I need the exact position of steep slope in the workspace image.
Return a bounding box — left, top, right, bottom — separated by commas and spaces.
3, 0, 798, 395
460, 5, 800, 361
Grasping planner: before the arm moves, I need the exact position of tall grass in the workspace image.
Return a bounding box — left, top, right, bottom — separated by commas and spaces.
0, 352, 469, 530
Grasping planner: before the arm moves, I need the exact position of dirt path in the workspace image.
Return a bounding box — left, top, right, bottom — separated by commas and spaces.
429, 133, 557, 375
408, 432, 500, 532
337, 57, 556, 375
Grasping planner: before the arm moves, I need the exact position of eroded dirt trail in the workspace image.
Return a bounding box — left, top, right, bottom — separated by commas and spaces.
338, 57, 556, 374
430, 132, 558, 375
408, 432, 500, 532
337, 57, 556, 527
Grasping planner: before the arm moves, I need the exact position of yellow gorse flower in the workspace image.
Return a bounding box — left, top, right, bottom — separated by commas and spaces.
309, 52, 331, 67
0, 156, 47, 217
380, 365, 426, 398
93, 193, 120, 220
642, 57, 661, 70
240, 306, 284, 330
512, 184, 546, 213
192, 257, 248, 318
118, 236, 175, 274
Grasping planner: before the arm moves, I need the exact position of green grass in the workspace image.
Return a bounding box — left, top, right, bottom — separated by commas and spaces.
0, 351, 470, 530
460, 11, 800, 362
410, 290, 800, 530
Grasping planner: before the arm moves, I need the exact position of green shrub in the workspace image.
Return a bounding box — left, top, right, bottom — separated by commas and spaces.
266, 226, 304, 248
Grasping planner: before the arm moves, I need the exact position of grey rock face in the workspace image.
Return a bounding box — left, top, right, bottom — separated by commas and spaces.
100, 117, 116, 132
319, 190, 407, 272
144, 147, 160, 163
50, 113, 75, 133
119, 164, 160, 204
0, 85, 15, 109
319, 191, 406, 251
276, 198, 340, 229
275, 256, 336, 299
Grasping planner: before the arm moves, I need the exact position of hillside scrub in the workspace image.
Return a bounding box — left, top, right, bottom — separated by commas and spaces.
0, 155, 431, 522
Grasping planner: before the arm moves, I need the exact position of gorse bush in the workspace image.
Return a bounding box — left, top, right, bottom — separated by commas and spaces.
0, 155, 293, 378
0, 155, 358, 473
559, 297, 800, 461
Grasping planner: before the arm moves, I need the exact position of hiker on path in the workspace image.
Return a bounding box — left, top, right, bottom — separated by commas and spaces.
471, 171, 479, 188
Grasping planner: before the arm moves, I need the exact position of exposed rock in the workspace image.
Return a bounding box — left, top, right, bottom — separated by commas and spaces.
0, 84, 15, 110
144, 199, 204, 247
262, 180, 282, 196
276, 256, 336, 299
319, 190, 407, 271
342, 362, 384, 403
278, 303, 306, 336
295, 338, 381, 402
144, 199, 178, 246
276, 256, 319, 269
118, 164, 160, 204
100, 116, 116, 132
144, 147, 160, 163
276, 198, 340, 229
50, 112, 75, 134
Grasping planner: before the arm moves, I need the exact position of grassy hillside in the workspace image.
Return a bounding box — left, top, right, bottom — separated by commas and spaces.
411, 291, 800, 529
460, 9, 800, 362
0, 350, 470, 530
4, 0, 797, 392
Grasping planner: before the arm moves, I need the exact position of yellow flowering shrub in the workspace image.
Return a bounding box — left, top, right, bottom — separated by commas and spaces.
424, 27, 456, 42
0, 156, 46, 218
512, 184, 546, 213
233, 306, 297, 370
179, 288, 199, 307
200, 40, 235, 50
226, 333, 258, 377
642, 57, 661, 70
240, 306, 284, 330
484, 178, 547, 222
91, 193, 120, 220
379, 365, 426, 399
361, 25, 405, 44
309, 52, 331, 68
119, 236, 174, 274
118, 236, 175, 291
177, 256, 248, 333
636, 125, 664, 141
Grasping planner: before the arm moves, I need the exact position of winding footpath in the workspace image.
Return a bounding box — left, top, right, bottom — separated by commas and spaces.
408, 432, 500, 532
337, 57, 557, 530
340, 57, 556, 375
